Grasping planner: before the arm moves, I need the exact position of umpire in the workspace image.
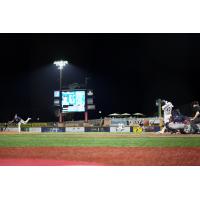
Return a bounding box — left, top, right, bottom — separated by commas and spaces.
191, 101, 200, 133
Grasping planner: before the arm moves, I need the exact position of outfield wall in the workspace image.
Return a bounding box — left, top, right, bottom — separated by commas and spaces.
65, 127, 85, 132
110, 127, 130, 132
3, 126, 160, 133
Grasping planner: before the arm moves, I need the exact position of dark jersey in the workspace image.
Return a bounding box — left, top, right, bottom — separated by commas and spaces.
193, 106, 200, 118
13, 116, 22, 123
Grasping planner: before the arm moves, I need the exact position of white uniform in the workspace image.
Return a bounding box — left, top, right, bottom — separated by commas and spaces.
159, 101, 173, 133
162, 101, 173, 124
18, 118, 31, 132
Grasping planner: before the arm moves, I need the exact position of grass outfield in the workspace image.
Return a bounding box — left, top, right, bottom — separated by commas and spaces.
1, 132, 200, 147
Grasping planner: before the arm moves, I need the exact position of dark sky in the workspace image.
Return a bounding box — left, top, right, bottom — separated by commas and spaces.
0, 34, 200, 121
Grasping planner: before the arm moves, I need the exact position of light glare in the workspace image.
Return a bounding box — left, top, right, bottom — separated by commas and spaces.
54, 60, 68, 70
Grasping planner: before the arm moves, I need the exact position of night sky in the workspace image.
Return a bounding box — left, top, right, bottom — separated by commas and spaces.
0, 34, 200, 122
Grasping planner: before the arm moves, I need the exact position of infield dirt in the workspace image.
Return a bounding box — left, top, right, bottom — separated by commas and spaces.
1, 146, 200, 166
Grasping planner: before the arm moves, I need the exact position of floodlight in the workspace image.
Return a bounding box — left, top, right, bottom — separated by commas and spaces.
54, 60, 68, 70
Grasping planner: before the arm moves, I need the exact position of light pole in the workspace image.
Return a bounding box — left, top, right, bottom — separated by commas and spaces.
54, 60, 68, 123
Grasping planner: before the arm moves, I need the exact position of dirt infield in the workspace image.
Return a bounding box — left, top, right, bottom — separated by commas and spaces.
1, 146, 200, 166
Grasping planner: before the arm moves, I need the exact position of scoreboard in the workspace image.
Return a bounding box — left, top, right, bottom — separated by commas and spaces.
61, 90, 85, 112
54, 89, 95, 114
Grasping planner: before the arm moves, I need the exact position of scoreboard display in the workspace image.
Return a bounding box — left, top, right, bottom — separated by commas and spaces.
61, 90, 86, 112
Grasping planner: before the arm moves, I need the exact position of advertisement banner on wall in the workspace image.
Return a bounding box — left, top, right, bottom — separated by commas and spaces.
6, 128, 19, 132
84, 127, 110, 132
29, 127, 42, 132
110, 127, 131, 133
143, 126, 160, 132
41, 127, 65, 132
131, 126, 143, 133
99, 127, 110, 132
65, 127, 84, 132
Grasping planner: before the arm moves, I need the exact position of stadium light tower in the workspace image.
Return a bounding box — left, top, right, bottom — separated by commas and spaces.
54, 60, 68, 91
54, 60, 69, 123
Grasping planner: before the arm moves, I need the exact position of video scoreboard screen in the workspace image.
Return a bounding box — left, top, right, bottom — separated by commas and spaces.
61, 90, 86, 112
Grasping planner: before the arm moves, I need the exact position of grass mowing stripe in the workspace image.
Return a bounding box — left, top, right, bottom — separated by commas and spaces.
1, 134, 200, 147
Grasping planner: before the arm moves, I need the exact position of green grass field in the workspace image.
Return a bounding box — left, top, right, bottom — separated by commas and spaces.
1, 133, 200, 147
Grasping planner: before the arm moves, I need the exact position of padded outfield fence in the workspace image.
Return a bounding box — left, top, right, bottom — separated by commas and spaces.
0, 118, 162, 133
0, 126, 161, 133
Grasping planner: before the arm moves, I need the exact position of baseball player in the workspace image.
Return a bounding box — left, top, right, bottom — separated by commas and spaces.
190, 101, 200, 133
159, 100, 174, 134
5, 114, 31, 133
